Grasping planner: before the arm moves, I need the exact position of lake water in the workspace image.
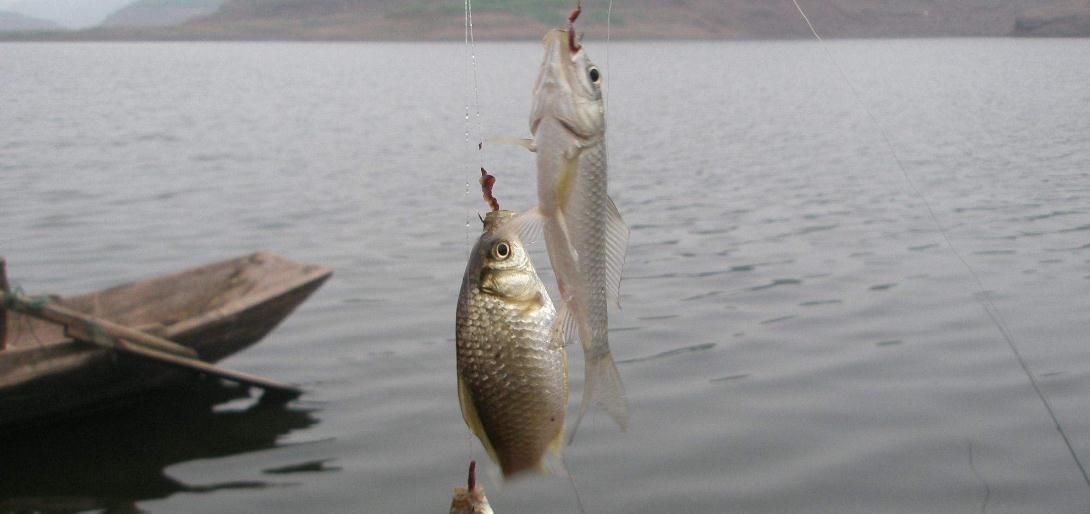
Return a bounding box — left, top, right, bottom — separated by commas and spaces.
1, 39, 1089, 513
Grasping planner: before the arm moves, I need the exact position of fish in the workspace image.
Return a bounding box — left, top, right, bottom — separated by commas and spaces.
449, 461, 495, 514
456, 209, 568, 478
515, 23, 631, 437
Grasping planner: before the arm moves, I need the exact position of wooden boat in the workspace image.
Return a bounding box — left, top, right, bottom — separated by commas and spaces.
0, 251, 332, 431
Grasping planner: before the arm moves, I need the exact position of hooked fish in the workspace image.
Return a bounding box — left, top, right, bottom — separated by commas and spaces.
514, 12, 630, 436
456, 208, 568, 477
449, 461, 495, 514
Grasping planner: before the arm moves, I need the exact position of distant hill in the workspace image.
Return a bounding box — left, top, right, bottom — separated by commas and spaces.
1012, 4, 1090, 36
0, 9, 62, 32
2, 0, 132, 29
164, 0, 1090, 39
99, 0, 224, 28
5, 0, 1090, 40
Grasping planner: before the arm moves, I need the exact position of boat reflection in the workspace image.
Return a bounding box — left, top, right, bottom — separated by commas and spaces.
0, 379, 321, 513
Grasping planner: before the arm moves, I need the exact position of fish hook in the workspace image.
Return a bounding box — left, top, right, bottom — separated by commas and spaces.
480, 168, 500, 212
568, 0, 582, 53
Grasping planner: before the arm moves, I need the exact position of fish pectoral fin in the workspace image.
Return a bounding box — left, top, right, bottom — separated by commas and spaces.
562, 137, 600, 160
487, 135, 536, 153
458, 377, 502, 467
506, 207, 544, 245
543, 210, 582, 300
555, 152, 581, 211
604, 194, 630, 308
550, 302, 578, 350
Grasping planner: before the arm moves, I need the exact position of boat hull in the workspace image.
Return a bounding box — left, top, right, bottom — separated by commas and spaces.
0, 252, 331, 431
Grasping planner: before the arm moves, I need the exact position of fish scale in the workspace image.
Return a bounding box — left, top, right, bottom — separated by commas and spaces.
571, 141, 609, 346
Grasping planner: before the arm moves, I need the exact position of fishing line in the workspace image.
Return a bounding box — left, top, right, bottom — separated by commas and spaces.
560, 454, 588, 514
788, 0, 1090, 491
463, 0, 473, 246
463, 0, 488, 247
461, 0, 480, 463
966, 440, 992, 514
604, 0, 614, 114
466, 1, 487, 177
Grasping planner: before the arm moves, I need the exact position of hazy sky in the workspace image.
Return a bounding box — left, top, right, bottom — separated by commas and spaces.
0, 0, 134, 28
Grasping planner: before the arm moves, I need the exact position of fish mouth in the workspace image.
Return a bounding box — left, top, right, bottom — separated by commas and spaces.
543, 28, 575, 58
478, 269, 509, 297
538, 29, 576, 93
478, 270, 498, 295
531, 29, 595, 139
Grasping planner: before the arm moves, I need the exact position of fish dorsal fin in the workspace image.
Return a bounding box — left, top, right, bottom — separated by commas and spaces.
604, 195, 630, 307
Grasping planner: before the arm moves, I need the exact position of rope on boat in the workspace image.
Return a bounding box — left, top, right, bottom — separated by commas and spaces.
0, 282, 53, 351
1, 288, 49, 311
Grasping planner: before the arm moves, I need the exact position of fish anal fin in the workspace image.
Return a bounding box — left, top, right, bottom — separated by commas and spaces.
549, 424, 566, 457
458, 376, 502, 467
538, 431, 568, 476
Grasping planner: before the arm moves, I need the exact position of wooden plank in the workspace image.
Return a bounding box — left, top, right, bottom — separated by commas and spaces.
0, 290, 197, 358
64, 321, 301, 399
0, 290, 302, 399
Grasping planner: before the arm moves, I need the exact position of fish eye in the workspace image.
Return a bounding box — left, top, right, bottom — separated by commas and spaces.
492, 241, 511, 260
588, 66, 601, 84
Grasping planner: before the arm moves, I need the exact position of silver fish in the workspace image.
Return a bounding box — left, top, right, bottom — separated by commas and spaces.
456, 209, 568, 477
518, 27, 630, 436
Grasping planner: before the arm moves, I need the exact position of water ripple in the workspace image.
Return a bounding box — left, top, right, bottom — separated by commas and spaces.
709, 373, 751, 384
617, 343, 717, 365
760, 314, 796, 325
750, 278, 802, 291
800, 299, 843, 307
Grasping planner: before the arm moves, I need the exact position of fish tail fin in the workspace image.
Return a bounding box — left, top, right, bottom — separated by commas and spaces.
569, 350, 629, 444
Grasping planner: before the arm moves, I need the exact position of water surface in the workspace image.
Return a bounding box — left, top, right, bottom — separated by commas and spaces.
1, 39, 1089, 513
